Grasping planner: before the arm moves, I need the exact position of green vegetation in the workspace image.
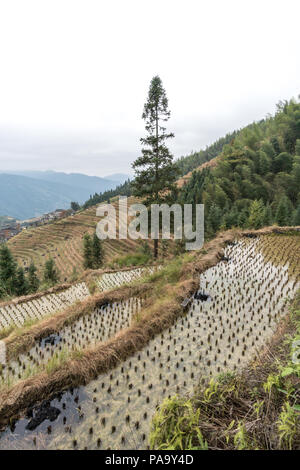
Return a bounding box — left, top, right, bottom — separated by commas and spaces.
176, 131, 237, 177
82, 98, 300, 252
0, 245, 41, 299
179, 99, 300, 238
150, 397, 207, 450
83, 232, 104, 269
82, 179, 132, 209
27, 262, 40, 293
0, 244, 17, 296
43, 257, 60, 286
110, 252, 151, 269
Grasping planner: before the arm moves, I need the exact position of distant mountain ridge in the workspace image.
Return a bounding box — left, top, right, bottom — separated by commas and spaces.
0, 171, 126, 220
103, 173, 131, 183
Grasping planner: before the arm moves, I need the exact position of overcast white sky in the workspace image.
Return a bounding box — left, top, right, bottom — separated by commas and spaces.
0, 0, 299, 177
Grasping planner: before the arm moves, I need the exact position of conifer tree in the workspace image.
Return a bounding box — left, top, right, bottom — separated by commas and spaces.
0, 244, 17, 294
132, 76, 178, 258
15, 267, 28, 296
264, 204, 273, 226
28, 262, 40, 293
83, 233, 93, 269
43, 258, 60, 285
208, 203, 222, 232
293, 205, 300, 225
275, 196, 291, 226
92, 232, 104, 269
247, 200, 266, 229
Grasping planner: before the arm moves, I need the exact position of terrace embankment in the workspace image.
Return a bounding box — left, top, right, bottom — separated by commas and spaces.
3, 283, 150, 362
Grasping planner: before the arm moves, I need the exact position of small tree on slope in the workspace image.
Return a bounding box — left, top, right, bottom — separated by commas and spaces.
92, 232, 104, 269
43, 258, 60, 285
83, 233, 93, 269
15, 267, 28, 296
28, 262, 40, 293
0, 244, 17, 295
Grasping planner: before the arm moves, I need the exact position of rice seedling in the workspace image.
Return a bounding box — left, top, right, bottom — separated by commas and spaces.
0, 283, 90, 330
0, 297, 143, 388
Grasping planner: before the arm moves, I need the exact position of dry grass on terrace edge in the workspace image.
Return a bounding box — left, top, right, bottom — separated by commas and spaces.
243, 225, 300, 236
4, 283, 151, 362
79, 262, 160, 284
0, 283, 73, 308
0, 226, 299, 429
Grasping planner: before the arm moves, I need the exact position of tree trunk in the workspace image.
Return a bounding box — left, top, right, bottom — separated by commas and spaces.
154, 104, 159, 260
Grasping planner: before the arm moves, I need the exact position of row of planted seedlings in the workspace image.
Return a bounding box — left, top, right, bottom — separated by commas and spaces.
0, 295, 145, 389
0, 283, 90, 330
1, 235, 299, 449
0, 265, 156, 332
97, 266, 160, 292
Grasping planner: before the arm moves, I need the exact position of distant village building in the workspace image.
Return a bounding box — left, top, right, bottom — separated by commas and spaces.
0, 208, 73, 242
20, 209, 70, 229
0, 224, 21, 242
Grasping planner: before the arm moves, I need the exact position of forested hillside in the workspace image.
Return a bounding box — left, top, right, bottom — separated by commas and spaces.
82, 131, 239, 208
176, 130, 238, 176
179, 99, 300, 236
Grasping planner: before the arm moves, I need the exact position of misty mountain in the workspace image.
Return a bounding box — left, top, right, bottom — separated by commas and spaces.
5, 170, 122, 192
0, 172, 121, 220
103, 173, 131, 183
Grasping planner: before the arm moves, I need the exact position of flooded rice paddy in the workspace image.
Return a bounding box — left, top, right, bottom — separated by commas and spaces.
0, 283, 90, 329
0, 236, 299, 449
0, 297, 143, 388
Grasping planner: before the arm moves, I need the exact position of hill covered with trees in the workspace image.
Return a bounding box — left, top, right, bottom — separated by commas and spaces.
179, 98, 300, 237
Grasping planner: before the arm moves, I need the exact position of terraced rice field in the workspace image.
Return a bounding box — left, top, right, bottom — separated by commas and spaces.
1, 233, 299, 450
8, 199, 143, 282
0, 265, 157, 332
97, 266, 159, 292
0, 283, 90, 329
0, 297, 144, 388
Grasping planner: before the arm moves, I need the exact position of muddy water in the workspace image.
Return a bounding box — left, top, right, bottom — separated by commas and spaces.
0, 238, 299, 450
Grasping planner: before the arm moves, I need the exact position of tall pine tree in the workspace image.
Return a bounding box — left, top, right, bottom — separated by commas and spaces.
83, 234, 93, 269
0, 244, 17, 295
92, 232, 104, 269
132, 76, 178, 258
